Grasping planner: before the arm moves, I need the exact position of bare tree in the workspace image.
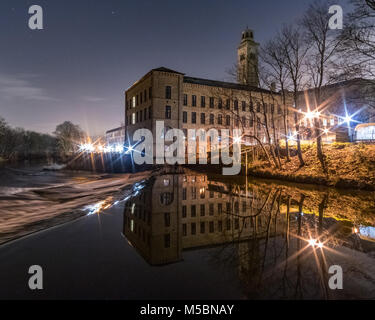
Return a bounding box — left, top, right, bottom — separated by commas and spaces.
301, 0, 342, 174
279, 24, 309, 167
261, 37, 292, 162
54, 121, 85, 154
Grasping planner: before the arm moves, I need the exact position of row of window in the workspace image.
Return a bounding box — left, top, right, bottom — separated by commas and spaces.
127, 106, 153, 125
183, 94, 282, 114
181, 217, 257, 237
182, 111, 261, 127
127, 87, 153, 110
181, 202, 249, 217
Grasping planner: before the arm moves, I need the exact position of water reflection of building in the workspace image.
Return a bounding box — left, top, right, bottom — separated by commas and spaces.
123, 173, 286, 265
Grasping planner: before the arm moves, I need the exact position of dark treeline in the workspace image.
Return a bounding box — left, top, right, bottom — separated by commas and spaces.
0, 117, 85, 162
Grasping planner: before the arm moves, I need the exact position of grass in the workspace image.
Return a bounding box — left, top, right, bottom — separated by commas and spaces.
248, 143, 375, 190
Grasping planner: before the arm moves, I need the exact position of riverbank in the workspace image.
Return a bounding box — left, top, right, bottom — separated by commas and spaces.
248, 143, 375, 191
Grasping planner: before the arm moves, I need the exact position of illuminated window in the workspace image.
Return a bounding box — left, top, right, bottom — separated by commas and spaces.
132, 96, 136, 108
132, 113, 136, 124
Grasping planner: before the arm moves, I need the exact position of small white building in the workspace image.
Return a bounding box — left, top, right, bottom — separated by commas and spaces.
105, 126, 125, 146
355, 123, 375, 141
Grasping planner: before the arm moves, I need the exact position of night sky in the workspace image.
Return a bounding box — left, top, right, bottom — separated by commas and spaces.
0, 0, 349, 136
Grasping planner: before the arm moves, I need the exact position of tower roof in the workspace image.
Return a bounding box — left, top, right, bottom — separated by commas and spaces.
241, 28, 255, 42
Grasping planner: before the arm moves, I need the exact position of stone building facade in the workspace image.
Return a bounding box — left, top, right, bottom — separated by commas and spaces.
124, 30, 291, 155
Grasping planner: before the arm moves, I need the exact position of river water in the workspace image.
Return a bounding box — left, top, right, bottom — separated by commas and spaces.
0, 165, 375, 299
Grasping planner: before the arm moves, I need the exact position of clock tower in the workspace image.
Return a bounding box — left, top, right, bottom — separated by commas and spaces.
237, 28, 259, 87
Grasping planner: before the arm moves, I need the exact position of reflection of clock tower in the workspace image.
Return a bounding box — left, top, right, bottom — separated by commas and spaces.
237, 28, 259, 87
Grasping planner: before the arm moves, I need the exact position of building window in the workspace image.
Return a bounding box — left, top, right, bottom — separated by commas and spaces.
226, 219, 231, 230
209, 203, 214, 216
209, 114, 214, 125
191, 223, 196, 235
218, 220, 223, 232
182, 205, 187, 218
191, 187, 196, 199
271, 104, 275, 113
191, 205, 196, 217
183, 94, 188, 106
164, 234, 170, 248
226, 202, 231, 213
218, 114, 223, 125
242, 101, 246, 111
136, 95, 139, 106
182, 224, 187, 236
132, 96, 136, 108
136, 111, 139, 123
226, 99, 230, 110
201, 96, 206, 108
144, 108, 147, 121
200, 222, 205, 234
250, 102, 254, 112
234, 218, 239, 230
192, 95, 197, 107
183, 111, 187, 123
209, 97, 214, 108
242, 116, 246, 127
149, 87, 152, 99
166, 86, 171, 99
330, 117, 335, 126
218, 98, 223, 109
192, 112, 196, 124
140, 93, 143, 104
218, 203, 222, 214
263, 103, 268, 113
200, 204, 205, 216
149, 106, 152, 119
132, 113, 136, 125
256, 102, 261, 112
182, 188, 187, 200
165, 106, 171, 119
139, 110, 143, 122
164, 212, 170, 227
234, 100, 238, 110
209, 221, 214, 233
201, 113, 205, 124
278, 106, 282, 114
226, 115, 230, 126
144, 89, 147, 102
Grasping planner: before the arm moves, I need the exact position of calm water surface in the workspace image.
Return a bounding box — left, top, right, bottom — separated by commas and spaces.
0, 166, 375, 299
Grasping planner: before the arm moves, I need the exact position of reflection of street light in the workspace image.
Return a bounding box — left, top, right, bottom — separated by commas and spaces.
317, 242, 324, 249
323, 128, 329, 134
308, 239, 317, 246
305, 111, 315, 119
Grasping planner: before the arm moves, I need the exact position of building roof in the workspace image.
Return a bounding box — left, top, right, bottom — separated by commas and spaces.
126, 66, 277, 94
151, 67, 185, 75
300, 78, 375, 94
106, 126, 125, 134
355, 123, 375, 130
183, 76, 275, 94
